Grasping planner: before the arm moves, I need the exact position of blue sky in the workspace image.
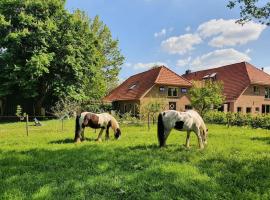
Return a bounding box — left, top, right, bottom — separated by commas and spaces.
66, 0, 270, 81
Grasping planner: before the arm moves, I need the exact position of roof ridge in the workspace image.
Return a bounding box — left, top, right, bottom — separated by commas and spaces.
242, 62, 252, 85
186, 61, 247, 74
155, 65, 192, 85
245, 62, 270, 78
128, 66, 162, 79
154, 66, 163, 83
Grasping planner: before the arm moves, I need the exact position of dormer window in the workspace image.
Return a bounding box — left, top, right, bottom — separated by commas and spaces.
203, 72, 217, 81
129, 84, 137, 90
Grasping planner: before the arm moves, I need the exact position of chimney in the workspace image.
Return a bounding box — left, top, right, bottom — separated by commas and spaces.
261, 67, 264, 71
185, 69, 191, 75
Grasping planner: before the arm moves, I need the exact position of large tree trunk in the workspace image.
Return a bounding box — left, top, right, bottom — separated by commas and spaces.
35, 79, 48, 116
35, 96, 45, 116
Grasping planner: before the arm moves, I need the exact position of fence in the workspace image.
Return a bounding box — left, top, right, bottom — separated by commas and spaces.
0, 114, 158, 136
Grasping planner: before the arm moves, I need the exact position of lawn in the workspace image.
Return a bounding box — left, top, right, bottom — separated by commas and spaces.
0, 120, 270, 200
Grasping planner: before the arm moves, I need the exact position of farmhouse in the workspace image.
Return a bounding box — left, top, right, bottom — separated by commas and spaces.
183, 62, 270, 114
103, 66, 192, 115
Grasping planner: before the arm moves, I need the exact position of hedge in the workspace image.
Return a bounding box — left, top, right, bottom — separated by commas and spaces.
204, 111, 270, 129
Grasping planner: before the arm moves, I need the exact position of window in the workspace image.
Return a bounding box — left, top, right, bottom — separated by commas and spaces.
253, 86, 260, 95
265, 88, 270, 98
246, 107, 251, 113
181, 88, 187, 93
168, 87, 178, 97
262, 104, 270, 114
185, 105, 192, 110
237, 107, 242, 112
159, 87, 165, 92
255, 107, 260, 112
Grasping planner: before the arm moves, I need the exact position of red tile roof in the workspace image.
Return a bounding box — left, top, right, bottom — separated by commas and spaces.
103, 66, 192, 102
182, 62, 270, 101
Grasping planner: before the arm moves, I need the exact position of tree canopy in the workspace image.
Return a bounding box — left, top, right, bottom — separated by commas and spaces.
228, 0, 270, 25
0, 0, 124, 114
189, 81, 225, 117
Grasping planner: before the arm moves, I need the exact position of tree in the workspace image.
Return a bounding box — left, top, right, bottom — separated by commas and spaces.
141, 98, 167, 130
189, 81, 225, 117
228, 0, 270, 25
0, 0, 124, 114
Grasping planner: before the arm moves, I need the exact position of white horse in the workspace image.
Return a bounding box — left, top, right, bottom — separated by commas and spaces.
157, 110, 208, 149
74, 112, 121, 143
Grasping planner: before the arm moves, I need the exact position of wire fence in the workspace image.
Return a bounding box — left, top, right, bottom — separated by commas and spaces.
0, 115, 157, 136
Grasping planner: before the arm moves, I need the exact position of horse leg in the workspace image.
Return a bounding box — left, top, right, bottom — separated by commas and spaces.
105, 127, 110, 141
163, 129, 171, 146
95, 128, 104, 142
185, 130, 191, 148
81, 128, 85, 141
195, 127, 204, 149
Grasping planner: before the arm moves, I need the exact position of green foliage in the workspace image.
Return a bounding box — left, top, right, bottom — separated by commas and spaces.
0, 0, 124, 114
15, 105, 22, 118
15, 104, 26, 120
228, 0, 270, 25
0, 122, 270, 199
140, 98, 167, 121
189, 81, 225, 117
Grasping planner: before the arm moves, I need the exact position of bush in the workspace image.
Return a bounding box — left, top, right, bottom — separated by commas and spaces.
205, 111, 270, 129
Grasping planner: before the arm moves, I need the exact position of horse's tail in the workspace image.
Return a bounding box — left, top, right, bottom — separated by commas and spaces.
74, 115, 81, 142
158, 112, 165, 147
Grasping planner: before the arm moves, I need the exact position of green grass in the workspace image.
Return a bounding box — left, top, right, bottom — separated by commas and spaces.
0, 120, 270, 200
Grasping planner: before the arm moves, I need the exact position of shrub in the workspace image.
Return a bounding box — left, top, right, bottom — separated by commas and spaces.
205, 111, 270, 129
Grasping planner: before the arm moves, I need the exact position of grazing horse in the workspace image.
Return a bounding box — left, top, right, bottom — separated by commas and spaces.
157, 110, 208, 149
74, 112, 121, 143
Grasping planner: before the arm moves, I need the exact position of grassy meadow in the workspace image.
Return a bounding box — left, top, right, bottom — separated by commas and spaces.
0, 119, 270, 200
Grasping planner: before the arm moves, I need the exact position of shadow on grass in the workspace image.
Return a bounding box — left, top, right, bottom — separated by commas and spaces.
49, 137, 96, 144
0, 144, 269, 200
251, 136, 270, 144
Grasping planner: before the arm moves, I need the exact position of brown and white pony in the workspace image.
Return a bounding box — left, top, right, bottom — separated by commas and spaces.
74, 112, 121, 143
157, 110, 208, 149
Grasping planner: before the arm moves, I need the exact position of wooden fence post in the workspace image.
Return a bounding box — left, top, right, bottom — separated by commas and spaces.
148, 113, 150, 131
26, 115, 29, 136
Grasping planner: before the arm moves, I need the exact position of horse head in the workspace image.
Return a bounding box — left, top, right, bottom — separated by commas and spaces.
114, 128, 121, 139
202, 128, 208, 145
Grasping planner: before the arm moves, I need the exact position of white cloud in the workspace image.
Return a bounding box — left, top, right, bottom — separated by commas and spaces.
245, 48, 252, 54
154, 27, 174, 38
133, 61, 167, 70
197, 19, 266, 48
185, 26, 191, 32
176, 56, 191, 67
154, 28, 167, 38
161, 33, 202, 55
190, 48, 251, 70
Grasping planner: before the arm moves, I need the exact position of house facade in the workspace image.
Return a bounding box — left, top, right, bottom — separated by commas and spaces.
183, 62, 270, 114
103, 66, 192, 115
